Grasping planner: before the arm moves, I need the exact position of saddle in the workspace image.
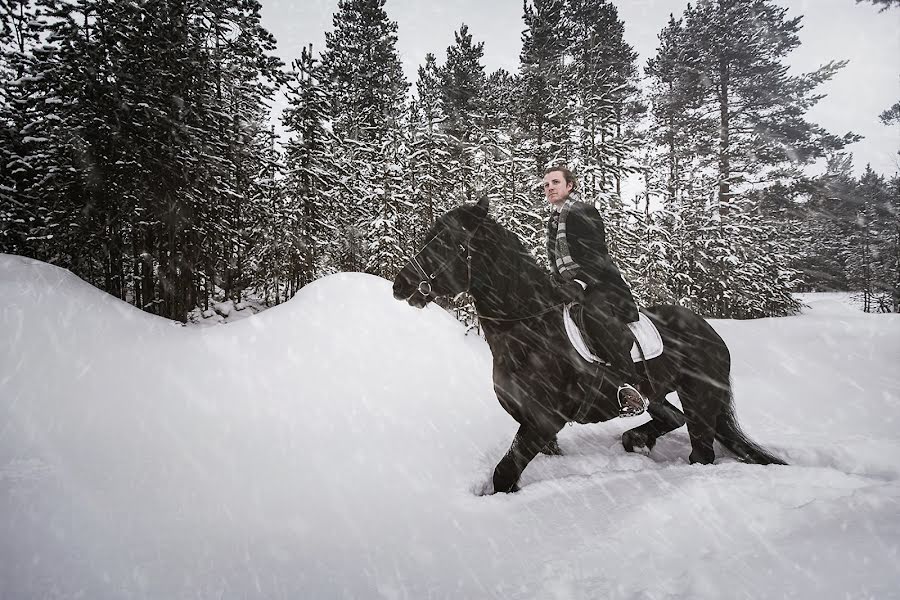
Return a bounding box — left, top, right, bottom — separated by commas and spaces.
562, 304, 663, 365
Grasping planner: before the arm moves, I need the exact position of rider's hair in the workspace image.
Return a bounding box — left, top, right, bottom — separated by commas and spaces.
544, 165, 577, 193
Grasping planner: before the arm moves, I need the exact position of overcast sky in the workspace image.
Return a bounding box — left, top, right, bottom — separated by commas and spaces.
259, 0, 899, 177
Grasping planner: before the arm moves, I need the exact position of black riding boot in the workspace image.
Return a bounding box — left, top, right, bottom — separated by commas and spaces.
580, 297, 647, 417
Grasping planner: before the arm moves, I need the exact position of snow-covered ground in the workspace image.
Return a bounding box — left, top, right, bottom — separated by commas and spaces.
2, 253, 899, 599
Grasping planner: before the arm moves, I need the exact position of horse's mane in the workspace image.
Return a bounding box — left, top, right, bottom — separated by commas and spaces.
475, 214, 555, 310
479, 216, 545, 273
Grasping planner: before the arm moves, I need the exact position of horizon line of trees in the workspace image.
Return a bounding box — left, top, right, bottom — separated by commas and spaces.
2, 0, 898, 322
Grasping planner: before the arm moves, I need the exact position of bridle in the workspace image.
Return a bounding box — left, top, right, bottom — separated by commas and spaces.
408, 228, 475, 299
407, 221, 564, 324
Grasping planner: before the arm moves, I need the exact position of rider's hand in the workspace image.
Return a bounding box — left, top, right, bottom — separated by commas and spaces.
551, 279, 585, 303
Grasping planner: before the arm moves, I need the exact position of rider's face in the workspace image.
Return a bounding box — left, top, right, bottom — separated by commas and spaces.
543, 171, 573, 207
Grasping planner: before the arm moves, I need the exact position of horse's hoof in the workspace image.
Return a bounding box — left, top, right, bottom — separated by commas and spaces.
689, 450, 715, 465
622, 430, 656, 453
485, 483, 519, 495
540, 439, 562, 456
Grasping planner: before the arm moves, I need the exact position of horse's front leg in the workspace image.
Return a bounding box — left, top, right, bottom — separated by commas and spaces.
493, 423, 562, 494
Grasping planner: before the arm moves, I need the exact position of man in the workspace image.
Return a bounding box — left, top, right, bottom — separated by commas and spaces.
543, 166, 647, 417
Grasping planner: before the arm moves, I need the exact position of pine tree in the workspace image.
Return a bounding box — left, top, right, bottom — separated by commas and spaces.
439, 24, 486, 204
675, 0, 859, 215
888, 174, 900, 312
480, 68, 545, 263
646, 14, 711, 209
281, 44, 338, 293
320, 0, 409, 277
410, 53, 453, 238
642, 0, 858, 317
850, 165, 895, 311
519, 0, 569, 175
9, 0, 282, 320
566, 0, 642, 204
0, 0, 41, 257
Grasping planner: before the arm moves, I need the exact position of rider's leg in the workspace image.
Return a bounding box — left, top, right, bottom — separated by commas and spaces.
581, 292, 647, 416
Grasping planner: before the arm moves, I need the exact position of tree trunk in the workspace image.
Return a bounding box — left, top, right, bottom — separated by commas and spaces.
718, 55, 731, 220
615, 104, 622, 202
140, 225, 155, 313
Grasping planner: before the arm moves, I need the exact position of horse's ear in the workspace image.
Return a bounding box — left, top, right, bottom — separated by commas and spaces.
475, 195, 489, 218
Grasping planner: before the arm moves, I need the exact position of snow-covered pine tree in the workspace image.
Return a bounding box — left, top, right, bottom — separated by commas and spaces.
480, 68, 545, 263
0, 0, 40, 257
366, 112, 410, 280
675, 0, 859, 214
565, 0, 642, 206
13, 0, 140, 300
849, 165, 893, 311
630, 159, 674, 308
409, 53, 453, 241
664, 171, 714, 313
202, 0, 284, 307
474, 69, 513, 203
889, 174, 900, 312
797, 157, 898, 312
320, 0, 408, 278
280, 44, 338, 297
519, 0, 569, 175
645, 14, 712, 210
644, 0, 852, 317
798, 154, 858, 291
438, 24, 486, 205
10, 0, 281, 320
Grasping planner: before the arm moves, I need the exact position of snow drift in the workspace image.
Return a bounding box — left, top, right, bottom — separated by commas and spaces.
1, 254, 899, 599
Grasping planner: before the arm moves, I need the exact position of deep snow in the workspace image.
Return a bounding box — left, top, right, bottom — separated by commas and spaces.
1, 254, 899, 599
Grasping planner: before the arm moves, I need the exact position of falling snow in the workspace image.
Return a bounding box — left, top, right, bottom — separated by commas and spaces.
1, 254, 899, 598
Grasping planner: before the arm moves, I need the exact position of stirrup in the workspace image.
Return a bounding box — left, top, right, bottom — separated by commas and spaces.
617, 384, 648, 418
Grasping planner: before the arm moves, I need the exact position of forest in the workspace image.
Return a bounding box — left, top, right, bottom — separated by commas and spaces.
1, 0, 898, 321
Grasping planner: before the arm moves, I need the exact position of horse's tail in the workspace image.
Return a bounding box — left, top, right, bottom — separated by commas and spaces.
715, 382, 788, 466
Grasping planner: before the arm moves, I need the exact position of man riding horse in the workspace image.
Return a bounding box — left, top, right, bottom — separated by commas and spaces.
543, 166, 647, 417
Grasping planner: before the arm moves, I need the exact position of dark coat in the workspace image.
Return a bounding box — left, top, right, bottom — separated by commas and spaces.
547, 200, 638, 323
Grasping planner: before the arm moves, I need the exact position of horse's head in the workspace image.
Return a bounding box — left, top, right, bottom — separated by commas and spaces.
392, 196, 489, 308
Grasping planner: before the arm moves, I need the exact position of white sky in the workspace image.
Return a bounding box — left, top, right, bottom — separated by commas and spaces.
260, 0, 900, 177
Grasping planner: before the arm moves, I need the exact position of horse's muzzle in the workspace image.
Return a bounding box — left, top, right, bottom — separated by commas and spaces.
392, 284, 408, 301
392, 279, 429, 308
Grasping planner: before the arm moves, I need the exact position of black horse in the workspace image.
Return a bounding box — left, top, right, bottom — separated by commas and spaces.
392, 197, 786, 494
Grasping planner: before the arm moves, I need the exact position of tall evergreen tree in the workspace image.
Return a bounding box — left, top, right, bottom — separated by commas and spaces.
280, 44, 337, 293
320, 0, 409, 278
8, 0, 282, 321
410, 53, 453, 238
0, 0, 40, 256
439, 24, 486, 203
566, 0, 642, 204
673, 0, 859, 215
519, 0, 568, 174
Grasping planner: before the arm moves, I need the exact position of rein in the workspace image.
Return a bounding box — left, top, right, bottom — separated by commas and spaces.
409, 218, 563, 324
475, 302, 563, 323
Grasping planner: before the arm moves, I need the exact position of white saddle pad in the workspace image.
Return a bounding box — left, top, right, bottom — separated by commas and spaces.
562, 305, 664, 364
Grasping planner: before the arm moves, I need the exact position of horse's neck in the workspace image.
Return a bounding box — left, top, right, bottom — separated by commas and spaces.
470, 234, 552, 320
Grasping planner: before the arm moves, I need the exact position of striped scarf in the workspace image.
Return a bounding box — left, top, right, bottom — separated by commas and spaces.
548, 197, 580, 281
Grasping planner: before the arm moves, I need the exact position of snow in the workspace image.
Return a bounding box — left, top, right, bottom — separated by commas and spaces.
190, 298, 265, 327
2, 253, 899, 599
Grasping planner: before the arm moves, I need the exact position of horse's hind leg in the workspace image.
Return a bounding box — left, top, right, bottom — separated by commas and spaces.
678, 377, 721, 464
622, 397, 686, 453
